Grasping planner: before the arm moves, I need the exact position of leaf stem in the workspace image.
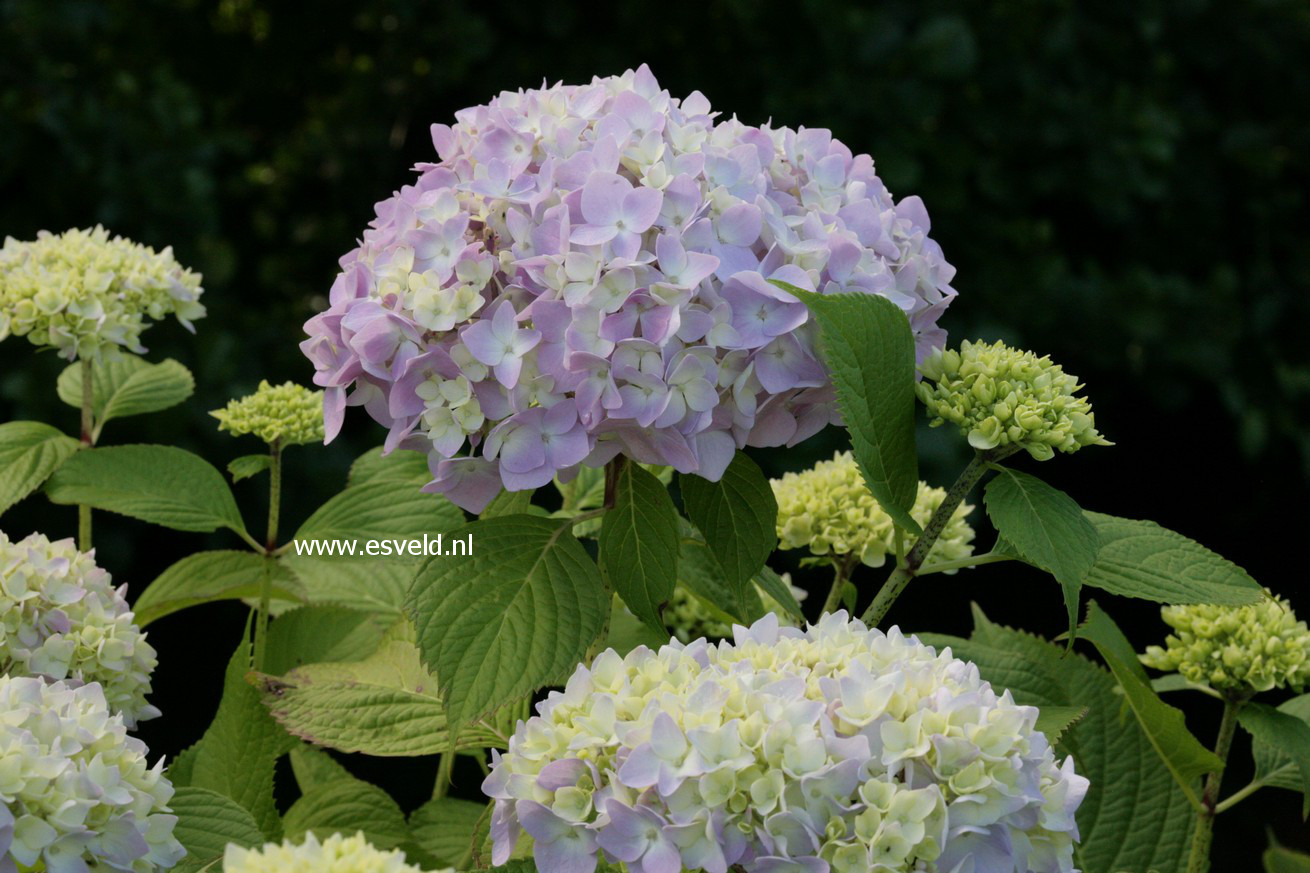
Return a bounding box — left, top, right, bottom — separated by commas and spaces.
1213, 779, 1264, 815
432, 747, 456, 799
820, 554, 858, 616
1186, 695, 1246, 873
78, 356, 95, 550
252, 441, 282, 673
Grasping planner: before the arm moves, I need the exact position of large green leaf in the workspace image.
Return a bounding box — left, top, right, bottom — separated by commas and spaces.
1082, 512, 1264, 605
288, 745, 355, 794
406, 515, 608, 735
169, 786, 265, 873
984, 467, 1099, 632
280, 554, 420, 615
919, 605, 1196, 873
293, 480, 465, 547
133, 551, 303, 626
0, 420, 80, 515
599, 462, 678, 632
1241, 700, 1310, 817
409, 797, 488, 870
283, 779, 410, 850
605, 595, 670, 656
1079, 602, 1221, 809
188, 640, 297, 838
58, 354, 194, 437
46, 444, 249, 536
1254, 695, 1310, 795
675, 518, 763, 624
679, 452, 777, 603
348, 446, 432, 487
261, 605, 391, 675
772, 281, 921, 534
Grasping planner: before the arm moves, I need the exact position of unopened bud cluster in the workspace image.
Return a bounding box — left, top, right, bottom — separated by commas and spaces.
212, 380, 325, 446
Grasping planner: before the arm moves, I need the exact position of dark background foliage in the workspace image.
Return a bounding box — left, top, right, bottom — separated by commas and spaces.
2, 0, 1307, 863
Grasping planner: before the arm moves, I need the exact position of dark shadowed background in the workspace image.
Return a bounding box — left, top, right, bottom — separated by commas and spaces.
2, 0, 1307, 863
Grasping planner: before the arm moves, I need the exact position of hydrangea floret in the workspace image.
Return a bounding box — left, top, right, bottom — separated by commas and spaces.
0, 676, 183, 872
484, 611, 1088, 873
772, 451, 975, 568
663, 573, 806, 643
211, 380, 326, 446
0, 225, 204, 360
0, 529, 159, 727
916, 340, 1110, 461
222, 831, 448, 873
301, 64, 959, 512
1140, 592, 1310, 694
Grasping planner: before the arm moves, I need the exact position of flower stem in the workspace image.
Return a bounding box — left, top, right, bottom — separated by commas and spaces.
820, 555, 858, 616
1186, 696, 1245, 873
253, 442, 282, 673
603, 456, 628, 509
78, 357, 94, 550
433, 746, 456, 799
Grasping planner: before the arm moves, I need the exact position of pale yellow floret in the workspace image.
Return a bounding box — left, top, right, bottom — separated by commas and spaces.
222, 831, 450, 873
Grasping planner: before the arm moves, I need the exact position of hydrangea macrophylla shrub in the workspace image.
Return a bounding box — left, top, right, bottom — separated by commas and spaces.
0, 225, 204, 361
484, 611, 1088, 873
211, 380, 326, 446
0, 529, 159, 727
1141, 592, 1310, 694
0, 676, 183, 872
772, 450, 976, 569
301, 64, 958, 511
222, 831, 449, 873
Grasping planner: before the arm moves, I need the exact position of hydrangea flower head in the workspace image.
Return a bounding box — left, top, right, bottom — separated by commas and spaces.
0, 676, 183, 872
211, 380, 326, 446
222, 831, 447, 873
772, 451, 975, 567
1, 529, 159, 727
484, 611, 1088, 873
1140, 592, 1310, 694
663, 574, 807, 643
302, 64, 958, 511
0, 225, 204, 360
916, 340, 1110, 461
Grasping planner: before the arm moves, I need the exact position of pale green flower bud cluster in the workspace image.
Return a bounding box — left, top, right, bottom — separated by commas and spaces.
1, 530, 159, 727
772, 451, 975, 568
0, 225, 204, 360
222, 831, 448, 873
916, 340, 1110, 461
1140, 592, 1310, 694
0, 676, 184, 872
211, 380, 325, 446
663, 574, 808, 643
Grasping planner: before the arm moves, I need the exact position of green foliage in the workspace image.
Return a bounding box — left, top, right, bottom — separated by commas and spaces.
0, 420, 80, 515
169, 786, 265, 873
288, 745, 354, 793
292, 480, 465, 545
280, 554, 418, 615
282, 779, 410, 850
227, 453, 272, 482
347, 446, 431, 487
480, 488, 536, 519
599, 462, 678, 633
753, 563, 804, 621
133, 550, 302, 626
1254, 695, 1310, 796
1241, 701, 1310, 817
57, 355, 194, 439
409, 797, 488, 870
680, 452, 778, 604
1266, 836, 1310, 872
260, 605, 391, 674
675, 517, 764, 624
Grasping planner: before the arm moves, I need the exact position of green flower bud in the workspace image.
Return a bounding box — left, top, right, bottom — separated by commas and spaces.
0, 226, 204, 360
771, 451, 976, 568
916, 340, 1111, 460
211, 380, 324, 446
1140, 592, 1310, 694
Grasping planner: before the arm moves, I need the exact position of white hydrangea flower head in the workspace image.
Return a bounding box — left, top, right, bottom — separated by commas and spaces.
0, 225, 205, 360
484, 611, 1088, 873
222, 831, 449, 873
0, 676, 183, 872
0, 529, 159, 727
772, 451, 975, 568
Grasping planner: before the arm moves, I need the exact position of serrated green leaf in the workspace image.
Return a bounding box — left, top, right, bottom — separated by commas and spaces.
348, 446, 432, 487
480, 488, 534, 518
1082, 512, 1264, 605
754, 564, 804, 621
133, 551, 303, 626
984, 467, 1099, 633
1080, 601, 1221, 809
189, 639, 297, 838
1241, 700, 1310, 817
680, 452, 777, 606
282, 779, 409, 849
58, 355, 194, 436
409, 797, 488, 870
1254, 695, 1310, 795
288, 745, 355, 794
772, 281, 921, 534
47, 444, 250, 536
169, 786, 265, 873
919, 605, 1196, 873
294, 480, 465, 546
676, 517, 763, 624
1034, 704, 1089, 743
280, 554, 420, 616
406, 515, 608, 736
227, 454, 272, 482
262, 605, 391, 675
0, 420, 81, 515
599, 463, 678, 632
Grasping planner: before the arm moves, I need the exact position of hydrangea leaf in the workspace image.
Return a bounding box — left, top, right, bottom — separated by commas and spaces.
753, 564, 805, 621
409, 797, 489, 870
261, 605, 392, 675
480, 488, 535, 519
0, 420, 80, 515
169, 786, 266, 873
771, 281, 922, 535
605, 595, 670, 656
279, 554, 420, 616
1265, 836, 1310, 872
679, 451, 777, 605
227, 453, 272, 482
133, 551, 304, 627
675, 517, 764, 624
189, 639, 298, 839
57, 355, 195, 435
282, 778, 410, 850
1034, 704, 1089, 744
347, 446, 432, 487
919, 604, 1197, 873
46, 444, 250, 537
1253, 695, 1310, 794
1082, 511, 1264, 605
984, 466, 1099, 635
405, 515, 608, 738
599, 462, 678, 633
1079, 601, 1222, 810
1240, 700, 1310, 818
293, 480, 465, 546
288, 745, 355, 794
